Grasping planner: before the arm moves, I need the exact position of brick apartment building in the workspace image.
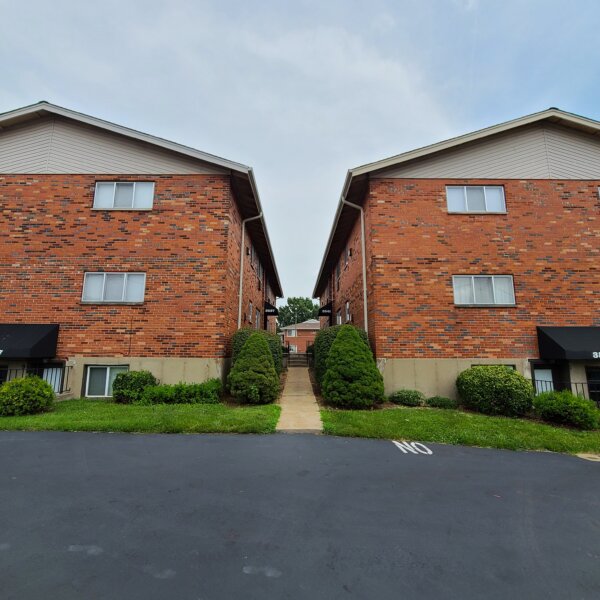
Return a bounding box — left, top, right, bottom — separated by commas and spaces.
0, 102, 282, 398
314, 108, 600, 401
280, 319, 320, 353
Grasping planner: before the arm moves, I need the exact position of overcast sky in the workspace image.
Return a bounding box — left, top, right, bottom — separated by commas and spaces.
2, 0, 599, 302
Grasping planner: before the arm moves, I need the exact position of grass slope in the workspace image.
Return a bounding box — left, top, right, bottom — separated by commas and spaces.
0, 399, 281, 434
322, 407, 600, 454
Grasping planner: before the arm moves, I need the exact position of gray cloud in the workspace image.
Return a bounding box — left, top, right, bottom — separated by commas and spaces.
1, 0, 599, 299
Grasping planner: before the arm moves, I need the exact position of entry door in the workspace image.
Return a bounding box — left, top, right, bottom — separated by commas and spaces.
534, 368, 554, 394
587, 368, 600, 406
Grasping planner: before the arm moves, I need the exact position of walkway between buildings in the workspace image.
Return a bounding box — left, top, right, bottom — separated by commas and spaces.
276, 367, 322, 433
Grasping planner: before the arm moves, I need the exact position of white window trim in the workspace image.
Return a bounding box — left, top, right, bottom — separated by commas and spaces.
446, 185, 506, 214
85, 365, 129, 397
249, 301, 253, 323
93, 181, 155, 210
82, 272, 146, 303
452, 275, 516, 306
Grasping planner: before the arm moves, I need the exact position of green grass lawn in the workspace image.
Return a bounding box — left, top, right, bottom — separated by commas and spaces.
321, 407, 600, 454
0, 399, 281, 434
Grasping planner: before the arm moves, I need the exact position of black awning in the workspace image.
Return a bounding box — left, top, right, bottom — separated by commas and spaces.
537, 326, 600, 360
264, 301, 278, 317
0, 324, 59, 359
318, 302, 333, 317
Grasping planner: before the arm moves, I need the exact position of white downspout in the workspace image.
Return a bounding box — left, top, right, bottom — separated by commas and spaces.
238, 213, 263, 328
341, 199, 368, 335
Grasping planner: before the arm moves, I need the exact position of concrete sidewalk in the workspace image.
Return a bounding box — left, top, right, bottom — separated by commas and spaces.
276, 367, 322, 433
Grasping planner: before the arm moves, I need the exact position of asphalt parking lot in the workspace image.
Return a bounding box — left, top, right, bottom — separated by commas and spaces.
1, 431, 599, 599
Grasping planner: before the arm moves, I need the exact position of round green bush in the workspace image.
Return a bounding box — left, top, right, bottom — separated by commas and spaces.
231, 328, 283, 374
389, 389, 425, 407
426, 395, 458, 409
228, 333, 280, 404
456, 366, 533, 417
314, 325, 370, 386
322, 325, 384, 409
112, 370, 158, 404
0, 376, 55, 416
533, 390, 599, 430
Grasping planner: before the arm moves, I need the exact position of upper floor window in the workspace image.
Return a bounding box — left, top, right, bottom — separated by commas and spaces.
287, 329, 297, 337
249, 301, 253, 322
343, 246, 350, 267
82, 272, 146, 303
335, 262, 341, 290
452, 275, 515, 306
255, 309, 260, 329
345, 301, 350, 322
446, 186, 505, 213
336, 310, 342, 325
94, 182, 155, 210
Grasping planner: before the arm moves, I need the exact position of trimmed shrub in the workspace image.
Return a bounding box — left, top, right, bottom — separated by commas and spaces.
389, 389, 425, 407
314, 325, 370, 386
228, 333, 280, 404
112, 370, 158, 404
533, 390, 599, 430
0, 376, 55, 416
322, 325, 384, 409
231, 328, 283, 374
139, 379, 222, 405
456, 366, 533, 417
426, 395, 459, 410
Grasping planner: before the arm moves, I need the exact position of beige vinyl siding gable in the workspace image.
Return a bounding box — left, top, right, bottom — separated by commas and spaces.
0, 117, 227, 175
373, 123, 600, 180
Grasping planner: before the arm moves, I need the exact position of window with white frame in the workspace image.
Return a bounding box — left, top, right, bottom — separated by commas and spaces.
335, 262, 341, 290
345, 301, 350, 322
336, 310, 342, 325
255, 308, 260, 329
249, 301, 253, 323
85, 365, 128, 397
94, 182, 155, 209
82, 272, 146, 303
287, 329, 297, 337
452, 275, 515, 306
446, 186, 506, 213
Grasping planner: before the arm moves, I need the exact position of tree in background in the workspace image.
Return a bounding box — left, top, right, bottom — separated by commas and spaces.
277, 297, 319, 328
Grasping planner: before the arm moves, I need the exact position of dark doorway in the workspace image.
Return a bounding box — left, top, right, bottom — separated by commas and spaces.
586, 367, 600, 407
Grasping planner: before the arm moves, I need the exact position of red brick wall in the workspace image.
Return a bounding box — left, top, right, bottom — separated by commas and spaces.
225, 197, 277, 343
283, 329, 318, 352
0, 173, 276, 359
367, 178, 600, 358
322, 203, 377, 342
321, 178, 600, 358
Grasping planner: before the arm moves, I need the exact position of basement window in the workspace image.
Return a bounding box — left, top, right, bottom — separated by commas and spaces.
85, 365, 128, 397
446, 186, 506, 213
94, 182, 154, 210
452, 275, 515, 306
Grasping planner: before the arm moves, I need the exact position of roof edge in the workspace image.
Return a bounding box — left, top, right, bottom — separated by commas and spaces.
312, 107, 600, 298
0, 101, 250, 173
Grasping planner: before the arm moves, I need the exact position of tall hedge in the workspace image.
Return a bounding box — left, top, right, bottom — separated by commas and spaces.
322, 325, 384, 408
314, 325, 370, 385
231, 328, 283, 374
456, 366, 533, 417
228, 333, 280, 404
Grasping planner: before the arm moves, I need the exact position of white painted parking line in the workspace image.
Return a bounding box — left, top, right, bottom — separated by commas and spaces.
393, 441, 433, 455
